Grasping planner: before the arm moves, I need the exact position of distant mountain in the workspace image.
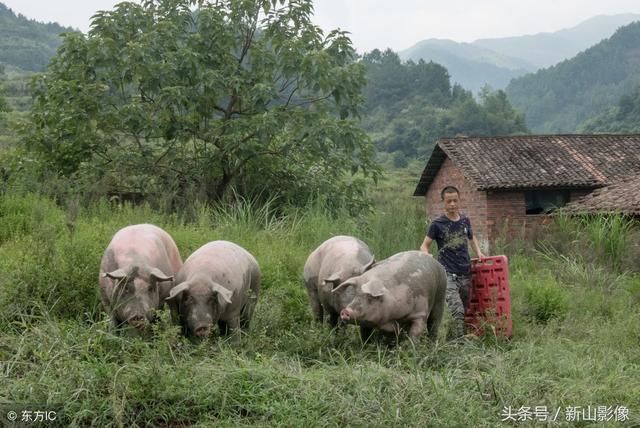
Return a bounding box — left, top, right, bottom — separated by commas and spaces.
0, 2, 74, 71
475, 14, 640, 69
506, 21, 640, 133
399, 14, 640, 94
399, 39, 533, 94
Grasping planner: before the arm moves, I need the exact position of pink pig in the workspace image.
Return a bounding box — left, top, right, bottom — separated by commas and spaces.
99, 224, 182, 333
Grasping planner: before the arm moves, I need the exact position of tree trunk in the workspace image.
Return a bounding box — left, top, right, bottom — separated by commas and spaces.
209, 169, 233, 203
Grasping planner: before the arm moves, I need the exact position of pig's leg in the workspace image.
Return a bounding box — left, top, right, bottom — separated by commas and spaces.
241, 278, 260, 330
408, 318, 426, 342
240, 295, 257, 330
427, 301, 444, 341
218, 320, 229, 336
328, 309, 340, 327
226, 317, 242, 345
359, 326, 374, 342
306, 282, 324, 323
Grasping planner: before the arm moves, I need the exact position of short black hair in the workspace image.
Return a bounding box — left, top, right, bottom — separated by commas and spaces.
440, 186, 460, 200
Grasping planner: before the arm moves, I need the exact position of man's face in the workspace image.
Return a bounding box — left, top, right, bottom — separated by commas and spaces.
443, 192, 459, 216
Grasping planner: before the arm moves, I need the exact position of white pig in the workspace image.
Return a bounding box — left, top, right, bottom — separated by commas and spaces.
99, 224, 182, 332
333, 251, 446, 342
166, 241, 260, 340
303, 236, 375, 326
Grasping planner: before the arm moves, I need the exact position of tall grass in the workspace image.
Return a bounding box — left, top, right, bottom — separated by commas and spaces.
1, 188, 639, 426
546, 212, 636, 272
582, 214, 635, 271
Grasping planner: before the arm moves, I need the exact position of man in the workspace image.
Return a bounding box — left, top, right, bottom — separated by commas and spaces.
420, 186, 485, 338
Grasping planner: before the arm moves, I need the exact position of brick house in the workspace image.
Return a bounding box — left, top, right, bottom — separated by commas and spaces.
413, 135, 640, 251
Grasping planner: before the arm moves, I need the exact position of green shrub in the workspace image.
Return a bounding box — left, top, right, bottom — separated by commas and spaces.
523, 278, 568, 324
0, 192, 64, 244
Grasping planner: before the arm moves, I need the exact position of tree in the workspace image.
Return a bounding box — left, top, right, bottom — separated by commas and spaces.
23, 0, 379, 207
479, 85, 527, 135
0, 65, 10, 128
578, 84, 640, 133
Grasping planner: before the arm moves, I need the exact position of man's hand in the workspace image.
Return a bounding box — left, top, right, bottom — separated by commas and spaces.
470, 236, 485, 260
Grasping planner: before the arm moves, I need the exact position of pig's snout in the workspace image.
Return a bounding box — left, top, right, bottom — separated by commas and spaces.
194, 325, 211, 338
127, 315, 146, 329
340, 308, 354, 321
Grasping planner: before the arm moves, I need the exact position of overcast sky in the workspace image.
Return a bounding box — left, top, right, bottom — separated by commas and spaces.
4, 0, 640, 53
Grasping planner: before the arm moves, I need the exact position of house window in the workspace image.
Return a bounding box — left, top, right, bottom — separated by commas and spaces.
525, 190, 570, 214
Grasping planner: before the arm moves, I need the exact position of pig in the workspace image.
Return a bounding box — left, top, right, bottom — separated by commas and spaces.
166, 240, 260, 340
99, 224, 182, 333
303, 236, 375, 326
332, 250, 446, 342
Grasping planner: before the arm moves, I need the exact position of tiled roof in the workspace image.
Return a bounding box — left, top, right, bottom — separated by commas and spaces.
562, 174, 640, 216
413, 135, 640, 196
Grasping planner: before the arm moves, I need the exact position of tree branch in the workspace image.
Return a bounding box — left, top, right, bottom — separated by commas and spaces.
237, 4, 260, 66
294, 93, 332, 107
230, 148, 282, 177
285, 86, 299, 108
279, 78, 296, 93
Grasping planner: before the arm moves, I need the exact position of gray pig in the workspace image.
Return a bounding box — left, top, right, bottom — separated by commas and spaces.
333, 250, 446, 342
166, 241, 260, 340
99, 224, 183, 332
303, 236, 375, 326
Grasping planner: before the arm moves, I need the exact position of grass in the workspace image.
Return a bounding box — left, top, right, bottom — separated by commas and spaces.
1, 184, 639, 426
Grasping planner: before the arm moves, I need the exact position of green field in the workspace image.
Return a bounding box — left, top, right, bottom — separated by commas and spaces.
1, 175, 638, 427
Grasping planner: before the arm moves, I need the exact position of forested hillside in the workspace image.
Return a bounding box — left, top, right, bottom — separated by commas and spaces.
578, 85, 640, 133
362, 49, 528, 162
0, 2, 72, 71
506, 21, 640, 133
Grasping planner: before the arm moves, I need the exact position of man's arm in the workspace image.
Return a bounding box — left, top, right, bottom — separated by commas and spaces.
469, 236, 485, 259
420, 235, 433, 256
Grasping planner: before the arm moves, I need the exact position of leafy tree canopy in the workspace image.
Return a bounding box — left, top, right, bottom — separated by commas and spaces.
22, 0, 380, 210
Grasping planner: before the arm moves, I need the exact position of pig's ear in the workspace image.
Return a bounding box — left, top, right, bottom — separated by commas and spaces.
322, 273, 341, 288
332, 280, 357, 295
362, 281, 386, 298
210, 283, 233, 305
103, 269, 127, 280
150, 268, 173, 283
364, 255, 376, 271
166, 282, 190, 301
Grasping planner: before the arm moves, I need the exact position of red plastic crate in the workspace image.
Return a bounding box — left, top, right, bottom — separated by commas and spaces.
464, 255, 512, 338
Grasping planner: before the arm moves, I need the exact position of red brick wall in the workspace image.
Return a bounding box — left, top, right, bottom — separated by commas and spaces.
486, 191, 545, 249
424, 158, 489, 251
486, 188, 594, 250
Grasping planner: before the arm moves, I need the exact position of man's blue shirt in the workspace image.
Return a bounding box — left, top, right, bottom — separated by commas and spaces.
427, 214, 473, 275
